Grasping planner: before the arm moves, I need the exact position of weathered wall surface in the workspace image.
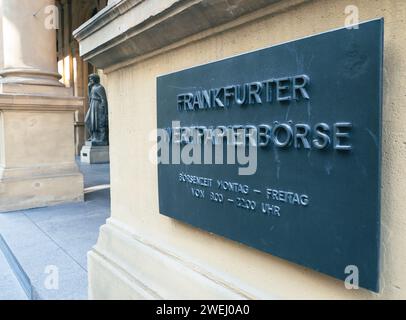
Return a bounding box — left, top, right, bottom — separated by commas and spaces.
89, 0, 406, 299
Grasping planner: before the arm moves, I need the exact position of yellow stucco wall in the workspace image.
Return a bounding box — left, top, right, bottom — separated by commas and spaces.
100, 0, 406, 299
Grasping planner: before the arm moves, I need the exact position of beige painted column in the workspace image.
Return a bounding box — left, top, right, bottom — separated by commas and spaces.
0, 0, 69, 93
0, 0, 84, 212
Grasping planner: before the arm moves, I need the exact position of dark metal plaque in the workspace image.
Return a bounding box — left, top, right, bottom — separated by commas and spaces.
157, 19, 383, 292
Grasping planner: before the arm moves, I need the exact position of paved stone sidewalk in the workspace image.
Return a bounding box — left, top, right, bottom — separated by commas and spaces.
0, 248, 27, 300
0, 161, 110, 300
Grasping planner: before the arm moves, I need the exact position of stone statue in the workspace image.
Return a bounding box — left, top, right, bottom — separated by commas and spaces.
85, 73, 109, 146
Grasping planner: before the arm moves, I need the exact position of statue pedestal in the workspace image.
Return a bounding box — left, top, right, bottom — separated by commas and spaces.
80, 142, 110, 164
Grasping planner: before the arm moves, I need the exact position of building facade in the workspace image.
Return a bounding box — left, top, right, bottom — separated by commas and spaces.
56, 0, 108, 155
74, 0, 406, 299
0, 0, 405, 299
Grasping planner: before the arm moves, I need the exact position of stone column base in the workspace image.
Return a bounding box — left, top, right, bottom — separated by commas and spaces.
0, 93, 84, 213
0, 166, 83, 213
80, 143, 110, 164
88, 218, 256, 299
